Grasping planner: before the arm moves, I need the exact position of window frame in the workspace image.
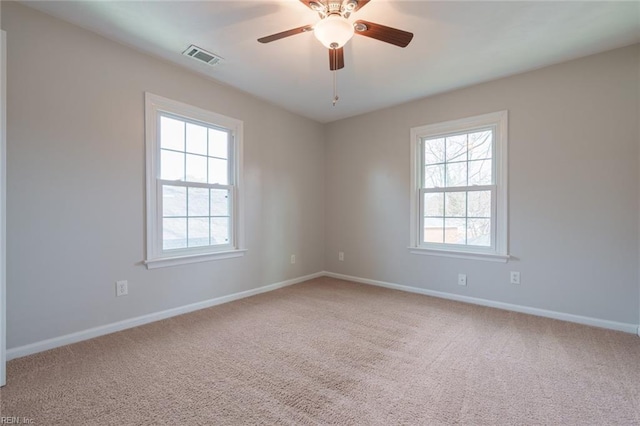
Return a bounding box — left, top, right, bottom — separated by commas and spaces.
144, 93, 245, 269
409, 111, 509, 262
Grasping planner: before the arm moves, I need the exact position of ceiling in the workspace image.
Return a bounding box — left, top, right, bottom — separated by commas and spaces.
21, 1, 640, 123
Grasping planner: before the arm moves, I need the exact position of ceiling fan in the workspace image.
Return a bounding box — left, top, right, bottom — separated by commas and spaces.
257, 0, 414, 72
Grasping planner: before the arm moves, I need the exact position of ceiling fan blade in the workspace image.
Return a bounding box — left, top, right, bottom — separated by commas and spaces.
354, 20, 413, 48
299, 0, 325, 11
258, 25, 313, 43
353, 0, 371, 12
329, 47, 345, 70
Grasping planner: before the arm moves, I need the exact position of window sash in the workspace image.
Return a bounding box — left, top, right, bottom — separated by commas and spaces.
157, 180, 235, 255
418, 185, 497, 251
157, 112, 234, 185
417, 127, 497, 252
420, 126, 495, 189
155, 115, 235, 255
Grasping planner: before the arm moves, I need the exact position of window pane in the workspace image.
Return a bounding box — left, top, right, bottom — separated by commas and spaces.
446, 162, 467, 187
467, 218, 491, 247
423, 218, 444, 243
468, 190, 491, 218
209, 128, 228, 159
209, 158, 228, 185
445, 192, 466, 217
424, 192, 444, 217
468, 130, 492, 160
163, 186, 186, 217
211, 217, 230, 245
445, 134, 467, 162
424, 138, 444, 165
445, 218, 466, 244
424, 164, 444, 188
161, 149, 184, 181
186, 154, 207, 183
188, 218, 209, 247
186, 123, 208, 155
468, 159, 492, 186
188, 187, 209, 217
211, 189, 229, 216
160, 116, 185, 152
163, 218, 187, 250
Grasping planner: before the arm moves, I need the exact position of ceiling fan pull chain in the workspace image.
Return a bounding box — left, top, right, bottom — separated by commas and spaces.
332, 49, 339, 106
333, 70, 339, 106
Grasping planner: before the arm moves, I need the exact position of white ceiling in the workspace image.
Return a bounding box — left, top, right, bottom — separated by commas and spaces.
22, 1, 640, 123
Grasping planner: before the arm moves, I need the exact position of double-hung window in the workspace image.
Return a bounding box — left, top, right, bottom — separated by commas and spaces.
145, 93, 245, 269
410, 111, 508, 262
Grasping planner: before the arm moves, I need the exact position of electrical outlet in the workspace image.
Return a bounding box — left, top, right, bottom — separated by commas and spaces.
510, 271, 521, 285
338, 251, 344, 261
116, 280, 128, 297
458, 273, 467, 286
290, 254, 296, 264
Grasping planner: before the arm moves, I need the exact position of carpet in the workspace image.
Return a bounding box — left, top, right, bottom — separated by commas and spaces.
1, 277, 639, 425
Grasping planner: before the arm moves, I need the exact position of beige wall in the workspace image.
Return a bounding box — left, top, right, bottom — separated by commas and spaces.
325, 44, 640, 324
3, 2, 325, 348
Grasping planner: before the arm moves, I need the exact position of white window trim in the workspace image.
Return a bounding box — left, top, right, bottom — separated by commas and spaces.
409, 110, 509, 262
144, 93, 245, 269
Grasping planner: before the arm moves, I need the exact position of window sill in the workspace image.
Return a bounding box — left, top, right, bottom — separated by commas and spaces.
408, 247, 510, 263
145, 249, 247, 269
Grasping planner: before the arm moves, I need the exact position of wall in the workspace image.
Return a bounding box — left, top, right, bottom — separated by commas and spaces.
3, 2, 639, 353
325, 44, 640, 325
3, 2, 325, 349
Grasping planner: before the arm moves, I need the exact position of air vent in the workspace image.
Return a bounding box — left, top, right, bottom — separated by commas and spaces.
182, 45, 223, 66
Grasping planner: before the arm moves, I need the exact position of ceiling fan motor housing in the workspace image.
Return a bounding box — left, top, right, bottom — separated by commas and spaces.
328, 2, 342, 13
310, 1, 360, 19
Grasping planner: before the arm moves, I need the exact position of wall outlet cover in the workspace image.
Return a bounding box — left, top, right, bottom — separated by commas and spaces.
116, 280, 128, 297
458, 274, 467, 286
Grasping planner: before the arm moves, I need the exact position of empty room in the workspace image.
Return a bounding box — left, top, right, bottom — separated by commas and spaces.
0, 0, 639, 424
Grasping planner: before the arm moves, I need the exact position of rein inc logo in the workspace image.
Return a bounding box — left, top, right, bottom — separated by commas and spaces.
0, 418, 34, 424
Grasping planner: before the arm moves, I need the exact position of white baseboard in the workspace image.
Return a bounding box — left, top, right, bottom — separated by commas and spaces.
7, 271, 324, 361
324, 271, 640, 335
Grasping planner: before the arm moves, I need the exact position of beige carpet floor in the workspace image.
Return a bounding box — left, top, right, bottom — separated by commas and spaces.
1, 277, 639, 425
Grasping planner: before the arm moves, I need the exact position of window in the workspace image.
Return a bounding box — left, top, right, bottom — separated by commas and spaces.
145, 93, 245, 269
409, 111, 508, 262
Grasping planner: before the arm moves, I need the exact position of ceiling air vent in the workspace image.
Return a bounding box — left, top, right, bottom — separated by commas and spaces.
182, 45, 223, 66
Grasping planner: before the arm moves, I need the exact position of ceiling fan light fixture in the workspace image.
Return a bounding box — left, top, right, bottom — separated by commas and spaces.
314, 14, 355, 49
